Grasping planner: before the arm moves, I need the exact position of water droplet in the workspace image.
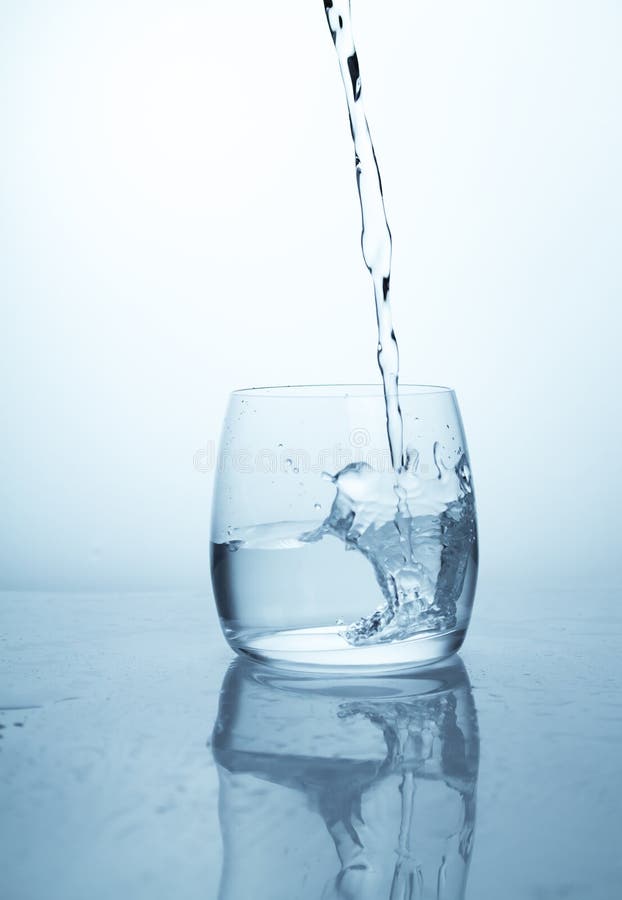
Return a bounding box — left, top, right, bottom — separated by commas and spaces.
227, 541, 242, 553
404, 446, 419, 474
314, 502, 322, 510
433, 441, 444, 479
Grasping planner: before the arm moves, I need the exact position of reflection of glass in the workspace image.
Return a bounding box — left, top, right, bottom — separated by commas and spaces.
212, 656, 479, 899
211, 385, 478, 670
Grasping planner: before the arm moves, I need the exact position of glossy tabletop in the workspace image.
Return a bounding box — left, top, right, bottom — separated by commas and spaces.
1, 587, 620, 900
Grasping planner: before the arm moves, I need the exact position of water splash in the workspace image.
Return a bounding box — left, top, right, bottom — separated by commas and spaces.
305, 453, 476, 644
223, 451, 476, 646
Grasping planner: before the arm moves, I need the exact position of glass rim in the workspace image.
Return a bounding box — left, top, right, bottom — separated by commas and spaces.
231, 383, 455, 399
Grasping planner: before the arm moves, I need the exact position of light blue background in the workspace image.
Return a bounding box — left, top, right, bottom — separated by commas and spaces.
1, 0, 620, 598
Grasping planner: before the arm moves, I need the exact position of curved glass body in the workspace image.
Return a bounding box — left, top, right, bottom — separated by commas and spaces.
212, 656, 479, 899
211, 384, 478, 670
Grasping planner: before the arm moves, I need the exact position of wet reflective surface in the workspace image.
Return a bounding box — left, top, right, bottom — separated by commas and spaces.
1, 589, 621, 899
214, 657, 478, 899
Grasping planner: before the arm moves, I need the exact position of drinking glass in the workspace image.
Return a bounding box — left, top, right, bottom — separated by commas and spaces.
210, 384, 477, 670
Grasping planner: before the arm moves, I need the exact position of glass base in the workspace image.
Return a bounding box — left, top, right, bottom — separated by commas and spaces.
227, 625, 467, 674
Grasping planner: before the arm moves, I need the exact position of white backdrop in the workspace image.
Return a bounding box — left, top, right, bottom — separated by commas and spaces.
2, 0, 620, 596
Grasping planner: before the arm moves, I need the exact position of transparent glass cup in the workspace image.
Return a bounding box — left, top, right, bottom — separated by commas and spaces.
210, 384, 478, 671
